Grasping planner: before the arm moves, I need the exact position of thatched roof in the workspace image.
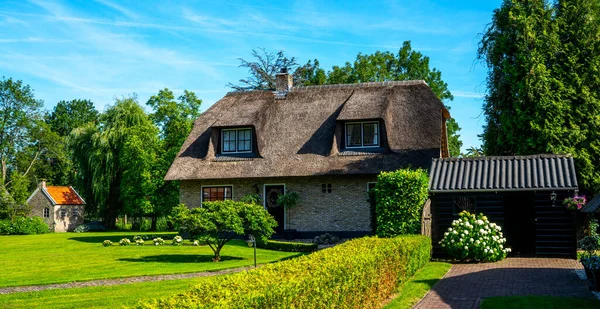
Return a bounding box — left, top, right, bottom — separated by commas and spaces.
166, 80, 448, 180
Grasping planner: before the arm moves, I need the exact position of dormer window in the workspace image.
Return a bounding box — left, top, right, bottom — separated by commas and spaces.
222, 128, 252, 153
345, 121, 379, 148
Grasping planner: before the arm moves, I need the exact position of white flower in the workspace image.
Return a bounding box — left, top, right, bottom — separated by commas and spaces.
453, 230, 458, 235
444, 232, 449, 236
459, 238, 463, 242
448, 227, 453, 231
451, 240, 454, 243
470, 238, 474, 242
484, 248, 488, 253
463, 230, 469, 235
464, 246, 469, 250
475, 240, 480, 244
479, 229, 485, 234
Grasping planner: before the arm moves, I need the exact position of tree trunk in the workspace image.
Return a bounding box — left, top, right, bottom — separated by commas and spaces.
151, 214, 157, 231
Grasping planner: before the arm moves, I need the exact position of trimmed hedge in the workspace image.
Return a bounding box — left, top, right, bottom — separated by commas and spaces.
135, 235, 431, 309
0, 217, 49, 235
257, 240, 318, 252
373, 168, 429, 237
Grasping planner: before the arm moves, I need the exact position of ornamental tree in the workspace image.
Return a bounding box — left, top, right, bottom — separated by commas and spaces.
170, 201, 277, 262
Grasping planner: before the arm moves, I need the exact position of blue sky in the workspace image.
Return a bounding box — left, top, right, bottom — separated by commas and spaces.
0, 0, 501, 152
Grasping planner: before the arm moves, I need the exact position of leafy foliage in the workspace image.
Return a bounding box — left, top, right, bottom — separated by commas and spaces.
256, 240, 317, 252
170, 201, 277, 261
478, 0, 600, 193
239, 193, 262, 205
373, 168, 429, 237
0, 216, 49, 235
135, 236, 431, 309
439, 211, 510, 262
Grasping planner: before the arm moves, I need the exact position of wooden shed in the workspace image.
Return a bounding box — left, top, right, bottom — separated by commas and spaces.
428, 154, 578, 258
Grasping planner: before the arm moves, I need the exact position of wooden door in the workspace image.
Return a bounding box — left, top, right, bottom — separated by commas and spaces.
264, 185, 285, 233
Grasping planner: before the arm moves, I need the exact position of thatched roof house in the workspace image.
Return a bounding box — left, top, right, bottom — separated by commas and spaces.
167, 71, 450, 237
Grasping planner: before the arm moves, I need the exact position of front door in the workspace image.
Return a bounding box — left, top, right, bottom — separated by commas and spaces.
264, 185, 285, 233
504, 192, 536, 256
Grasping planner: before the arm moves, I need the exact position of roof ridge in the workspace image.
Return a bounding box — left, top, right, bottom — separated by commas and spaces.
434, 154, 573, 162
293, 80, 427, 91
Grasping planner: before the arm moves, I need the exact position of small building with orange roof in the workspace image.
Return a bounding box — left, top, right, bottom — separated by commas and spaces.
26, 180, 86, 232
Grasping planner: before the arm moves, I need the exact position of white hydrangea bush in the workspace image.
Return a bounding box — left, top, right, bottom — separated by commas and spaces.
439, 211, 511, 262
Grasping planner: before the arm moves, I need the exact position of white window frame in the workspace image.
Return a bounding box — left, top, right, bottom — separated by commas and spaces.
263, 184, 286, 230
59, 209, 67, 218
221, 128, 252, 154
345, 121, 380, 148
72, 208, 79, 217
201, 185, 234, 204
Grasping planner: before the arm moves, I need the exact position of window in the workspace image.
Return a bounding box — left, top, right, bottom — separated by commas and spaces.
59, 209, 67, 218
222, 128, 252, 153
202, 186, 233, 202
43, 208, 50, 218
322, 184, 332, 193
453, 197, 476, 215
72, 209, 79, 217
345, 121, 379, 148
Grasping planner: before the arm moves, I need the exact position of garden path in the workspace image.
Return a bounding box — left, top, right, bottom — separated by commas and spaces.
413, 258, 594, 309
0, 266, 253, 295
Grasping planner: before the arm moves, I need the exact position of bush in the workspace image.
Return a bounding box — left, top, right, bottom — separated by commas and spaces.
257, 240, 318, 252
153, 237, 164, 246
313, 233, 340, 245
373, 168, 429, 237
102, 240, 113, 247
439, 211, 510, 262
172, 235, 183, 246
135, 236, 431, 309
119, 238, 131, 246
74, 221, 106, 233
579, 236, 600, 258
0, 217, 49, 235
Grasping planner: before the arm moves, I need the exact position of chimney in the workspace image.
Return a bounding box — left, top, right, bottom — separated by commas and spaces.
275, 68, 293, 94
40, 179, 47, 189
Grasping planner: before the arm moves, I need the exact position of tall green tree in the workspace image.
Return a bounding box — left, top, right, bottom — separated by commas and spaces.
478, 0, 600, 192
146, 88, 202, 229
71, 96, 158, 228
232, 45, 463, 156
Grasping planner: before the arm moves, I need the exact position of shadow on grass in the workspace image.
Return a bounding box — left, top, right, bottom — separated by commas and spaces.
118, 254, 244, 263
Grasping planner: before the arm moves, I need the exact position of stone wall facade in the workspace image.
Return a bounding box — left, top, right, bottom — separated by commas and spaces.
28, 188, 54, 228
180, 175, 377, 233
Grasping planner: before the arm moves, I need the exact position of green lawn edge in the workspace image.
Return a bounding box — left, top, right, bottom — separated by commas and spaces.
383, 261, 452, 309
481, 295, 600, 309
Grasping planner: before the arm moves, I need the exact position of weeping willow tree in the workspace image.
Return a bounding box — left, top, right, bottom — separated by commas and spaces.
70, 97, 159, 228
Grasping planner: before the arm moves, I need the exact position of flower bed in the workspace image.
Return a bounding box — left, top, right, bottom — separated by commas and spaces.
135, 236, 431, 309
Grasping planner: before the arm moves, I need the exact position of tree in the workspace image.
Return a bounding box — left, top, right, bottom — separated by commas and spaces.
70, 96, 158, 228
146, 88, 202, 229
171, 201, 277, 261
231, 45, 463, 156
46, 99, 99, 137
478, 0, 600, 192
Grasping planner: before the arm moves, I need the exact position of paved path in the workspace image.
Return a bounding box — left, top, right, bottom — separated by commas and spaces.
414, 258, 595, 309
0, 266, 253, 295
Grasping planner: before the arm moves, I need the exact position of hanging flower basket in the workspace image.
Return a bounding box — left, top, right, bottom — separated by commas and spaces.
563, 195, 586, 211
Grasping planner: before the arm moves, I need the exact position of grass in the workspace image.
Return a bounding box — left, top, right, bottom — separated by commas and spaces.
383, 261, 452, 309
0, 276, 210, 309
0, 232, 300, 287
480, 295, 600, 309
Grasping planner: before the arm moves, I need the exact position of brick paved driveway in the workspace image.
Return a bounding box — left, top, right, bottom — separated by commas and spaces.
413, 258, 594, 309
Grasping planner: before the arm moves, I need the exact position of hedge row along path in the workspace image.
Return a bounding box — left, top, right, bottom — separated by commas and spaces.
0, 266, 254, 295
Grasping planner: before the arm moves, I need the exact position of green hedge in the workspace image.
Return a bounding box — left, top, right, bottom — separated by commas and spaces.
257, 240, 318, 252
0, 217, 49, 235
373, 168, 429, 237
135, 235, 431, 309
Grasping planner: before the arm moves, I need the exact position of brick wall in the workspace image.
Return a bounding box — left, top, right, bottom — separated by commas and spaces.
179, 175, 377, 232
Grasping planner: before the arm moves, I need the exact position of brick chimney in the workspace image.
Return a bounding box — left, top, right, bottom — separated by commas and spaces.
275, 68, 293, 94
40, 179, 47, 189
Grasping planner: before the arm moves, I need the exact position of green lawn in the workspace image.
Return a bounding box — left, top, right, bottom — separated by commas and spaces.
0, 232, 300, 287
480, 295, 600, 309
0, 276, 209, 309
383, 262, 452, 309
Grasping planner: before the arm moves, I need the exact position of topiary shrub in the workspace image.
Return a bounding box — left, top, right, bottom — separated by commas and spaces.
102, 240, 113, 247
172, 235, 183, 246
119, 238, 131, 246
0, 217, 49, 235
373, 168, 429, 237
153, 237, 165, 246
257, 240, 318, 252
439, 211, 510, 262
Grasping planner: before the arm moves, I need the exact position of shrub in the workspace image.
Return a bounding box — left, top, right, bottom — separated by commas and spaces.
119, 238, 131, 246
240, 194, 262, 205
313, 233, 340, 245
172, 235, 183, 246
191, 240, 200, 246
74, 221, 106, 233
102, 240, 113, 247
439, 211, 510, 262
135, 236, 431, 309
373, 168, 429, 237
579, 236, 600, 258
257, 240, 318, 252
153, 237, 164, 246
0, 217, 49, 235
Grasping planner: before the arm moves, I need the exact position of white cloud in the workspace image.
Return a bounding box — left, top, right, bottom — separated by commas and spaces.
452, 91, 484, 99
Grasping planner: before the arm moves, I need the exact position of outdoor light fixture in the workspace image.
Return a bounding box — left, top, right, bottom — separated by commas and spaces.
550, 191, 557, 207
246, 234, 257, 268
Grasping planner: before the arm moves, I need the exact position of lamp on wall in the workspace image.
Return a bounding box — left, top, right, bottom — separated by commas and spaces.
550, 191, 557, 207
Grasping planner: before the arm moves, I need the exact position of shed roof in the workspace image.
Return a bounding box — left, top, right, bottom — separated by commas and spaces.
581, 194, 600, 213
44, 186, 86, 205
429, 154, 578, 193
166, 80, 449, 180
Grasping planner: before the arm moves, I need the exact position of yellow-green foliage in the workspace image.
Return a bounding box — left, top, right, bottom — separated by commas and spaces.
135, 236, 431, 309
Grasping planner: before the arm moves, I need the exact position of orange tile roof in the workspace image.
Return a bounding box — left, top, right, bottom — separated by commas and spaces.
44, 186, 85, 205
